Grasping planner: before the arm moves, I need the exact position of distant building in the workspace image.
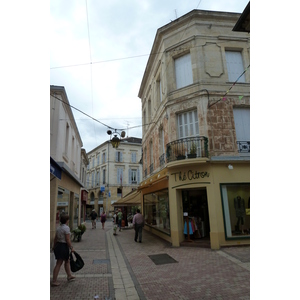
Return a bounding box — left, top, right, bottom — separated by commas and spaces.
50, 85, 84, 245
86, 137, 142, 218
138, 9, 250, 249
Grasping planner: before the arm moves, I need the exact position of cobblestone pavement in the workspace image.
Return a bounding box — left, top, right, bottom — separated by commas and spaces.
50, 220, 250, 299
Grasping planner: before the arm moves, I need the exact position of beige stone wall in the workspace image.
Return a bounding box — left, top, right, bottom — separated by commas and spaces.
140, 10, 250, 180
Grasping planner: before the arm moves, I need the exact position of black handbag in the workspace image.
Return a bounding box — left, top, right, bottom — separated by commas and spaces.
69, 251, 84, 272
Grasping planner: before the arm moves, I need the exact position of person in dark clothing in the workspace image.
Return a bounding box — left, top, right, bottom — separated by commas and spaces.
90, 209, 98, 229
133, 209, 144, 243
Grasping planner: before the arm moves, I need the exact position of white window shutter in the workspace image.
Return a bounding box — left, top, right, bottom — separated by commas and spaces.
128, 168, 132, 184
175, 53, 193, 89
225, 51, 245, 82
233, 108, 250, 141
137, 169, 140, 183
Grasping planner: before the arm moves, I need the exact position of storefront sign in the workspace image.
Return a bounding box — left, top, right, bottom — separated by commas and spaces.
171, 170, 210, 182
50, 157, 62, 180
57, 202, 68, 206
81, 190, 88, 202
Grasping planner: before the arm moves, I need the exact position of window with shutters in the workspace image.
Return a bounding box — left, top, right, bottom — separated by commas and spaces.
117, 168, 123, 185
225, 51, 245, 83
92, 172, 94, 187
131, 152, 137, 163
175, 53, 193, 89
129, 168, 140, 184
115, 151, 123, 162
233, 107, 250, 153
102, 169, 106, 184
156, 78, 162, 104
177, 110, 199, 138
96, 171, 100, 186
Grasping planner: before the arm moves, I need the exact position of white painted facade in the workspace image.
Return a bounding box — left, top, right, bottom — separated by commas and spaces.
50, 85, 83, 178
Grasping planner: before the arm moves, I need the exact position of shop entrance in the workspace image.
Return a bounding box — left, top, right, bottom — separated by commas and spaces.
182, 188, 210, 247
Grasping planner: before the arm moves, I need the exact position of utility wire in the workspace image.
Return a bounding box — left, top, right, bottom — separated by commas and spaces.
208, 65, 250, 108
51, 93, 154, 131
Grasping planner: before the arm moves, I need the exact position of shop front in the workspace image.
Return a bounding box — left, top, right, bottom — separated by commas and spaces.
50, 163, 84, 245
140, 159, 250, 249
168, 159, 250, 249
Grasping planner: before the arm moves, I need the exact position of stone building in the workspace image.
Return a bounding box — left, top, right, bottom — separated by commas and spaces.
86, 137, 142, 217
138, 9, 250, 249
50, 85, 85, 245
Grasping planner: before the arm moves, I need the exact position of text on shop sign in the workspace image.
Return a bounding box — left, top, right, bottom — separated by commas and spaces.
171, 170, 210, 182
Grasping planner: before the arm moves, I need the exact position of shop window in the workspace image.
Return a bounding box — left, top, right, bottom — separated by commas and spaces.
143, 189, 170, 234
56, 187, 70, 227
220, 183, 250, 239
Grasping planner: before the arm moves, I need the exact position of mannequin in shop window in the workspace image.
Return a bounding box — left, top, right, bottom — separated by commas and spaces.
234, 196, 246, 234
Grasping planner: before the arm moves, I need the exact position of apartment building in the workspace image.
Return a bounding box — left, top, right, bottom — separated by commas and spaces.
86, 137, 142, 217
138, 9, 250, 249
50, 85, 85, 245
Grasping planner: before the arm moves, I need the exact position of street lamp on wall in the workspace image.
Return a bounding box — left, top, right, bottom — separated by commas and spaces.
107, 129, 126, 148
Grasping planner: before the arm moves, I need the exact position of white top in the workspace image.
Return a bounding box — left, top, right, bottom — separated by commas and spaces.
56, 224, 70, 243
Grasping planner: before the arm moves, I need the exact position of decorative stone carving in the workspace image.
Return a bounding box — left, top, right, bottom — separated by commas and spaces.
203, 43, 223, 77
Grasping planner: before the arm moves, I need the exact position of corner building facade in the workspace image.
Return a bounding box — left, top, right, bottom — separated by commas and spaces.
138, 9, 250, 249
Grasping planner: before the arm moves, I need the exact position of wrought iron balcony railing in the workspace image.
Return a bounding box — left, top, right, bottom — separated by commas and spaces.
166, 136, 209, 163
159, 153, 165, 166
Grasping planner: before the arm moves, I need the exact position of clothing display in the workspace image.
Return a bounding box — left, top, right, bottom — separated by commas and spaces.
184, 217, 201, 238
234, 196, 246, 232
234, 196, 246, 217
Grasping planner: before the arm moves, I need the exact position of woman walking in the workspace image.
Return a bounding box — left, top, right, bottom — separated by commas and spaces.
100, 211, 107, 229
51, 214, 75, 286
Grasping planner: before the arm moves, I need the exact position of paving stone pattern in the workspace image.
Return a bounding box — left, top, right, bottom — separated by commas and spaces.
50, 220, 250, 300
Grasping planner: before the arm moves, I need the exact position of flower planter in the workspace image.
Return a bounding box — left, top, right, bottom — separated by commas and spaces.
187, 154, 197, 159
176, 155, 186, 160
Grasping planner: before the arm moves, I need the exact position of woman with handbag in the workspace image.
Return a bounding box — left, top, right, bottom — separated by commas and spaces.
51, 213, 76, 286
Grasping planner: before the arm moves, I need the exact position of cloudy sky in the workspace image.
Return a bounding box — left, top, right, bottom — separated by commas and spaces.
50, 0, 249, 153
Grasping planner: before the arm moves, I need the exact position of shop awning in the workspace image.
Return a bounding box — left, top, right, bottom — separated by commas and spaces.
112, 189, 142, 206
50, 157, 62, 180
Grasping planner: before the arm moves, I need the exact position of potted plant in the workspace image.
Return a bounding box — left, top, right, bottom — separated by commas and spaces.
175, 146, 186, 160
72, 228, 82, 242
113, 225, 118, 235
188, 142, 197, 158
72, 223, 86, 242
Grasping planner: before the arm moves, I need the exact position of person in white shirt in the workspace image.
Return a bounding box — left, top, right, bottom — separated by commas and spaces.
52, 214, 75, 286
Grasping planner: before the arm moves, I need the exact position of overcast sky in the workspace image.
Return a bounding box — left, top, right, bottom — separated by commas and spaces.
50, 0, 249, 153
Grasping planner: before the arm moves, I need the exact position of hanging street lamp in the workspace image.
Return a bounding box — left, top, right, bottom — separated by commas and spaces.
107, 129, 126, 148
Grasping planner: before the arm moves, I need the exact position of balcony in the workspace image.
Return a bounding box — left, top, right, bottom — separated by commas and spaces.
166, 136, 209, 163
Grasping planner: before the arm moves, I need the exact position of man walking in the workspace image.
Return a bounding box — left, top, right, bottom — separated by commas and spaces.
90, 209, 98, 229
133, 209, 144, 243
117, 209, 123, 232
